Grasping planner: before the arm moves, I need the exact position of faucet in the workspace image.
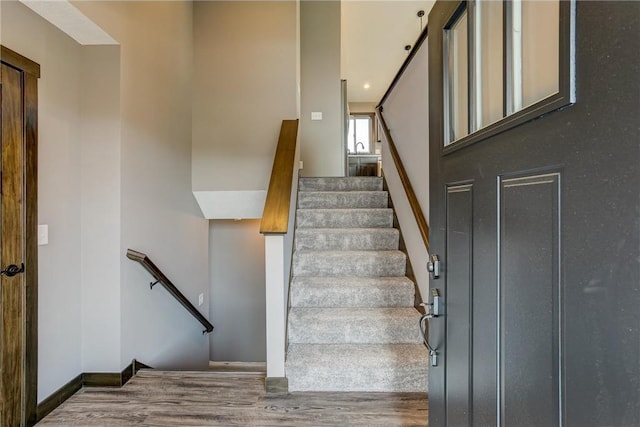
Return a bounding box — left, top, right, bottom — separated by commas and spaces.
355, 141, 365, 154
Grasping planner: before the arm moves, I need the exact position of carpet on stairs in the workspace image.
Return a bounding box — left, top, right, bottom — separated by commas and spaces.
285, 177, 428, 392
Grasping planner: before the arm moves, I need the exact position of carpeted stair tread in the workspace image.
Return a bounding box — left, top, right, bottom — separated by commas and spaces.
298, 191, 388, 209
288, 307, 422, 344
293, 250, 406, 277
295, 228, 399, 251
286, 343, 428, 392
290, 276, 414, 307
286, 177, 427, 392
299, 177, 383, 192
296, 208, 393, 229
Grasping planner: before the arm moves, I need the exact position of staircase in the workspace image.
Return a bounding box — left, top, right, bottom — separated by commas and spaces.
286, 177, 428, 392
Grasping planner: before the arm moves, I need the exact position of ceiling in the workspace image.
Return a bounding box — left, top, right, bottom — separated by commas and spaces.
21, 0, 433, 104
341, 0, 435, 103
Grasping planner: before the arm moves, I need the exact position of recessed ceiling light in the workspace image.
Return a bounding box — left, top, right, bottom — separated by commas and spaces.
363, 83, 371, 90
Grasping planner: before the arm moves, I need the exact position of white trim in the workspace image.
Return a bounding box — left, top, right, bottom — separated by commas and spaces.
264, 235, 286, 378
193, 190, 267, 219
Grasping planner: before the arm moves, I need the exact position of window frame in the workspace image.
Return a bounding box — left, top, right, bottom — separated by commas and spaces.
442, 0, 576, 155
348, 113, 375, 155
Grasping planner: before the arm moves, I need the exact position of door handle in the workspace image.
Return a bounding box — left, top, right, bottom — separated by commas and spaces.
1, 263, 24, 277
427, 254, 441, 279
419, 288, 443, 366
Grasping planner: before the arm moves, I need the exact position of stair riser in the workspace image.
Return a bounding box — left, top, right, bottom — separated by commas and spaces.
288, 311, 422, 344
286, 343, 429, 392
298, 192, 388, 209
293, 252, 406, 277
287, 366, 428, 392
295, 229, 399, 251
290, 284, 414, 308
299, 177, 383, 192
296, 209, 393, 229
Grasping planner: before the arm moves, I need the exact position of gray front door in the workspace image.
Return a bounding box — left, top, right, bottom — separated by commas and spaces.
427, 1, 639, 426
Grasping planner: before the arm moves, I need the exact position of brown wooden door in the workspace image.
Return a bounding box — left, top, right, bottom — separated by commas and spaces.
0, 47, 39, 427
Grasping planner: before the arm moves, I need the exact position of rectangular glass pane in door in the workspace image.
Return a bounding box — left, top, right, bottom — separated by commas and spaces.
478, 0, 504, 128
445, 9, 469, 144
512, 0, 560, 110
523, 0, 560, 107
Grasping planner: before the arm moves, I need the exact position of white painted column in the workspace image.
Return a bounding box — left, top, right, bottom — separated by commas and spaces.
264, 234, 285, 378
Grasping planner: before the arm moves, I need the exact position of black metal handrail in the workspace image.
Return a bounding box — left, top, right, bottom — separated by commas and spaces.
126, 249, 214, 334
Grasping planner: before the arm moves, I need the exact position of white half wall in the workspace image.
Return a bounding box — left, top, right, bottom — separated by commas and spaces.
380, 37, 430, 298
264, 234, 286, 378
264, 134, 300, 379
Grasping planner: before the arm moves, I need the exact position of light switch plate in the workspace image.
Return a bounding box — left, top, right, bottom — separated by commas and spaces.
311, 112, 323, 121
38, 224, 49, 246
198, 293, 204, 306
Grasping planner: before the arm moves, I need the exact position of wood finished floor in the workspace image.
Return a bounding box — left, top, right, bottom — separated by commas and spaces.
37, 370, 428, 426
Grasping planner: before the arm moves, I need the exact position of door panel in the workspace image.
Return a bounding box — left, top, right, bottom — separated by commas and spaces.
499, 173, 560, 427
1, 63, 26, 427
0, 47, 39, 427
445, 184, 473, 427
428, 2, 640, 427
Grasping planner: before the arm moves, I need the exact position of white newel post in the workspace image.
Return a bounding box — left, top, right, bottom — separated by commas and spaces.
264, 234, 286, 379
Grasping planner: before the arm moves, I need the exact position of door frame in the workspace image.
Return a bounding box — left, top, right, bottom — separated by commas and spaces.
1, 45, 39, 427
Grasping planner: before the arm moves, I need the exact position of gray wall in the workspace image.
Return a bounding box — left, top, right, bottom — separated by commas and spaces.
1, 0, 138, 402
78, 46, 122, 373
1, 0, 85, 402
0, 0, 342, 402
380, 38, 430, 298
192, 1, 298, 192
192, 0, 300, 362
300, 0, 344, 177
209, 220, 266, 362
3, 0, 212, 402
75, 0, 211, 371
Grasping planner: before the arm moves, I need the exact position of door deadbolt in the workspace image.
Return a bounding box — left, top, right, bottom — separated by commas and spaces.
427, 254, 441, 279
1, 263, 25, 277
